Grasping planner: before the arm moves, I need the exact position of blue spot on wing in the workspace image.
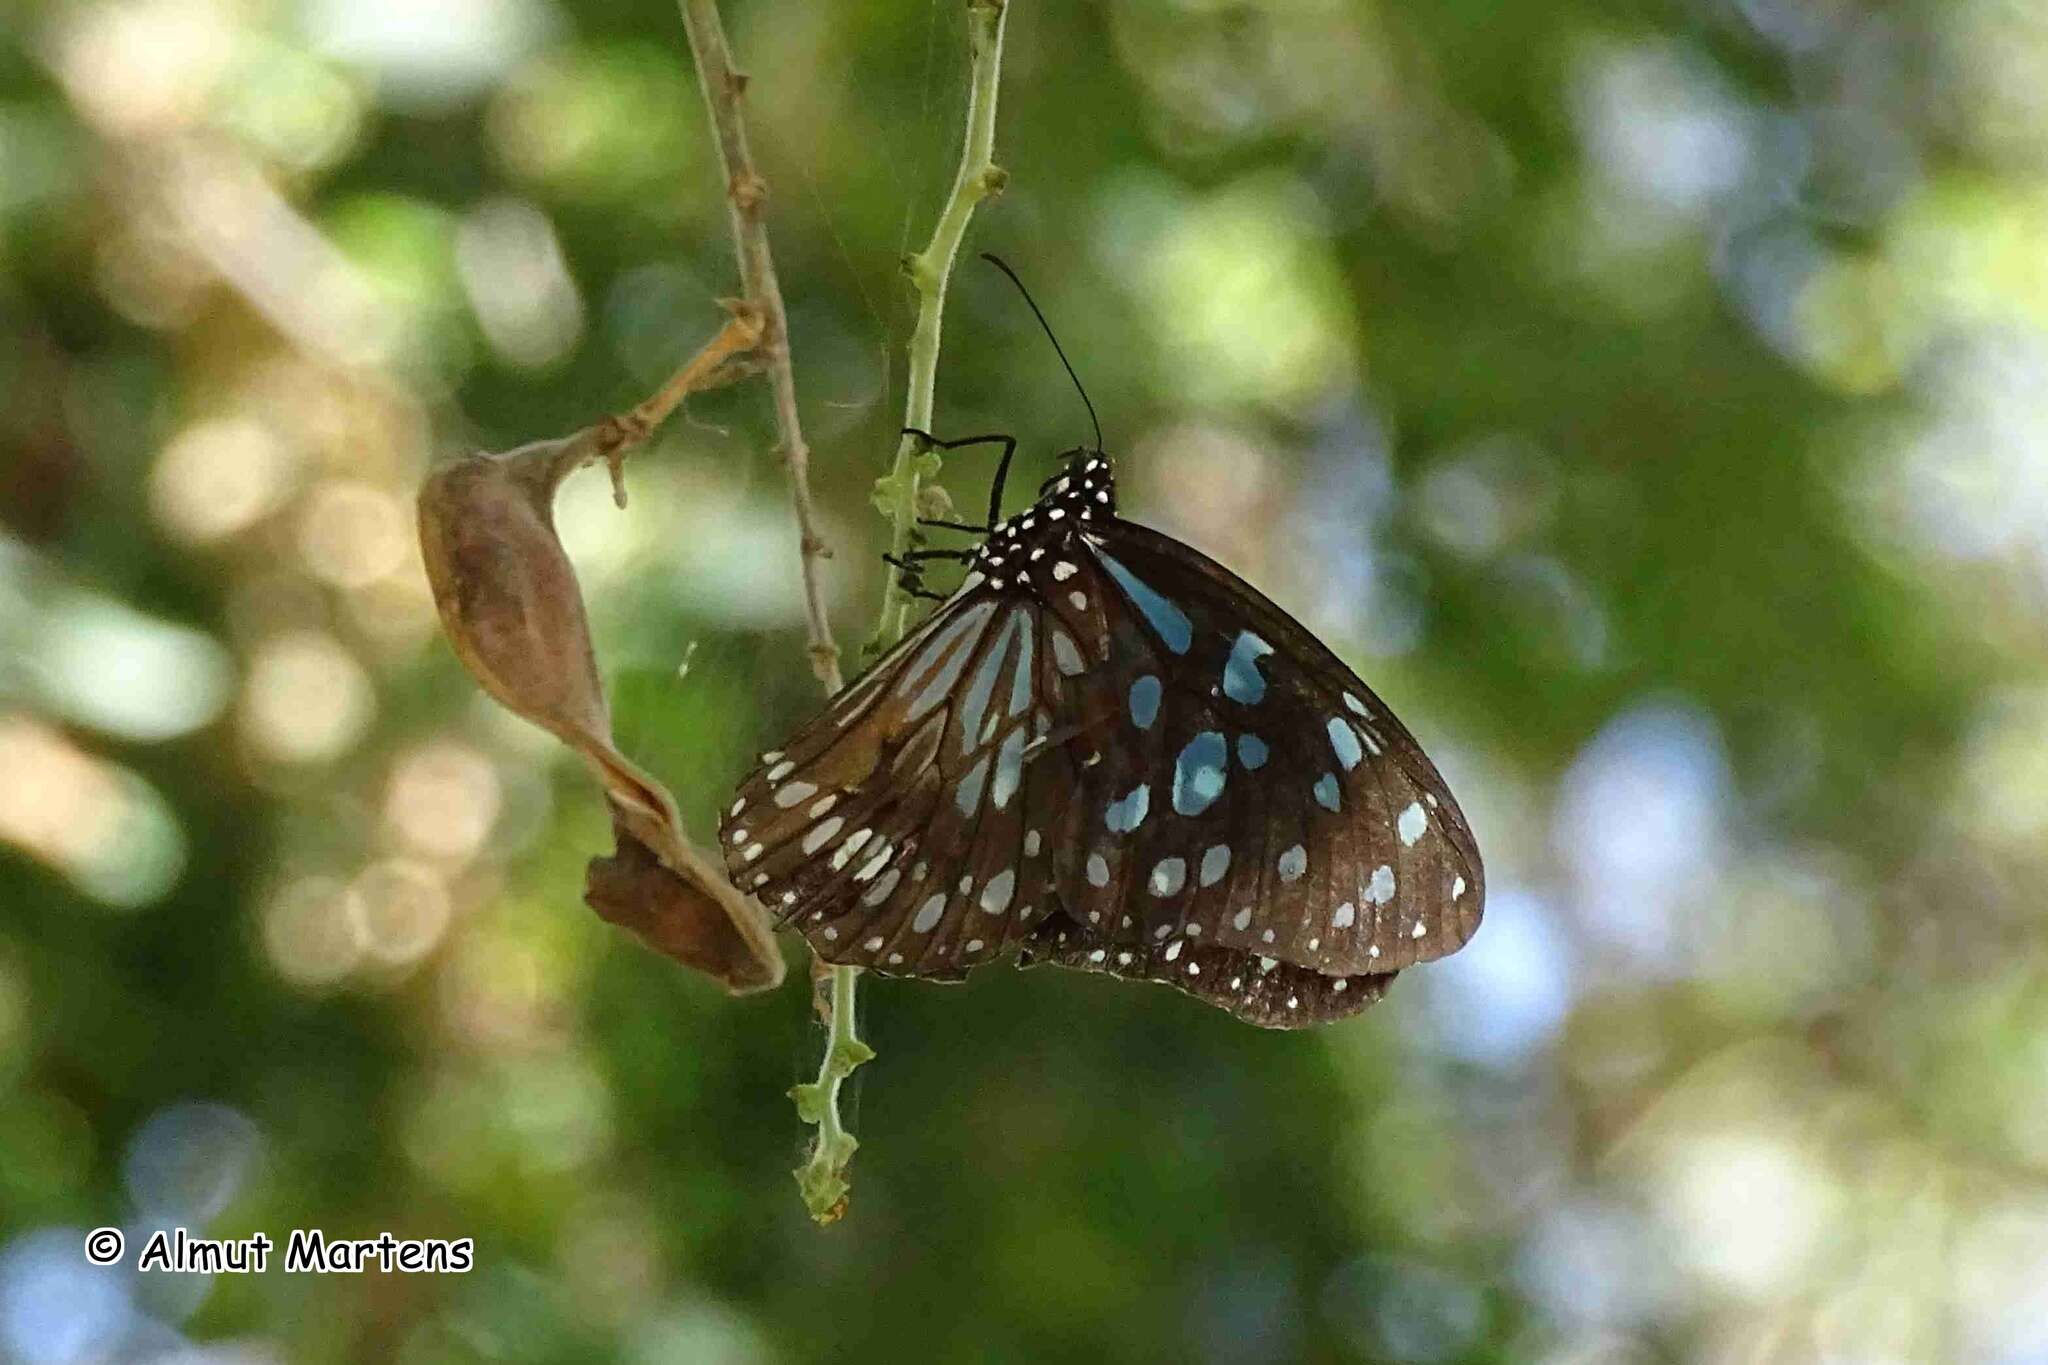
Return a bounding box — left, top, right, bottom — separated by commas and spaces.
1128, 675, 1161, 729
1105, 783, 1151, 833
902, 602, 997, 721
1222, 631, 1273, 704
1095, 550, 1193, 654
1237, 734, 1268, 770
1173, 731, 1228, 815
956, 612, 1020, 752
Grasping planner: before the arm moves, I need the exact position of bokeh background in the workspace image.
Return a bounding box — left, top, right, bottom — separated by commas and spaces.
5, 0, 2048, 1360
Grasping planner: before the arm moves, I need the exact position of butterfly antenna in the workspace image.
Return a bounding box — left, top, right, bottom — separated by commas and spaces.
980, 252, 1104, 453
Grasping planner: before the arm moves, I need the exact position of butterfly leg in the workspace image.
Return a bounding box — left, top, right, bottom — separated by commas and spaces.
901, 429, 1019, 529
881, 551, 958, 602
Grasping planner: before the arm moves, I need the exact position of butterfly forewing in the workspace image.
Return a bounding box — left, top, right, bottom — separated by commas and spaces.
720, 451, 1484, 1027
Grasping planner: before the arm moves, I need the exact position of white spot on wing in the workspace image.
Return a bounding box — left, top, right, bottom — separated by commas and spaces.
1050, 628, 1086, 676
1398, 801, 1428, 846
1366, 864, 1396, 905
1277, 844, 1307, 881
1327, 717, 1364, 771
1199, 844, 1232, 888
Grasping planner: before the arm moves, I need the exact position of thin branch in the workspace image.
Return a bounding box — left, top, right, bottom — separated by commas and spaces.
578, 303, 764, 506
679, 0, 844, 693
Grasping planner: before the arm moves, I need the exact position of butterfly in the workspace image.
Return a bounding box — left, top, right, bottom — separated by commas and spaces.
718, 264, 1482, 1028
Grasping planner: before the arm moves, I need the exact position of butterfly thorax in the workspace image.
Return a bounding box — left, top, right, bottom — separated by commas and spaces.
968, 451, 1116, 592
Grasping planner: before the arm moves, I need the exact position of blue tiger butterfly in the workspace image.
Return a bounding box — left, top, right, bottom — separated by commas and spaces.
719, 258, 1483, 1027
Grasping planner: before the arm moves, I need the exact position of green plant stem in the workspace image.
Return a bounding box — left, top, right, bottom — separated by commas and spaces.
789, 0, 1011, 1224
789, 958, 870, 1219
878, 0, 1012, 645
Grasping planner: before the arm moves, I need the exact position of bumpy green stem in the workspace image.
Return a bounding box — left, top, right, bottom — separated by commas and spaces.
789, 959, 872, 1219
786, 0, 1011, 1224
876, 0, 1013, 645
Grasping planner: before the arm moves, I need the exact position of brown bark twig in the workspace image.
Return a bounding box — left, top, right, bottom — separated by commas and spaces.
679, 0, 844, 693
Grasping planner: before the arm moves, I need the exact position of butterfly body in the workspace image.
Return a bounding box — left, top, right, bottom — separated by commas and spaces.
721, 445, 1483, 1027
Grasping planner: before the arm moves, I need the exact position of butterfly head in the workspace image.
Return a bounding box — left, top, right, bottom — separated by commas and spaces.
1037, 449, 1117, 515
969, 451, 1117, 591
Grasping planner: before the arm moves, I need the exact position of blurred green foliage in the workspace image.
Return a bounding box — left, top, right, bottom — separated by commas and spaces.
5, 0, 2048, 1361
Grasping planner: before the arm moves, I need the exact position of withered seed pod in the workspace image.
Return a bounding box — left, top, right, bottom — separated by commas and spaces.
418, 434, 783, 993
